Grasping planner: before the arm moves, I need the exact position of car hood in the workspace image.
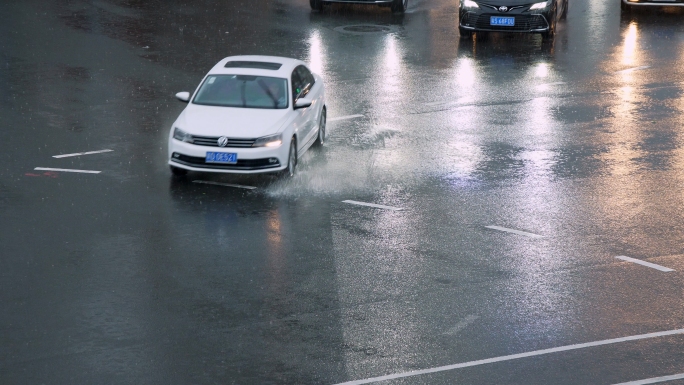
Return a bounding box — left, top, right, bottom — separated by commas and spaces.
477, 0, 539, 5
177, 104, 291, 138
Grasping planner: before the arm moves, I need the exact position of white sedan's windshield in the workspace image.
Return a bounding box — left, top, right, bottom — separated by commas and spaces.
193, 75, 288, 109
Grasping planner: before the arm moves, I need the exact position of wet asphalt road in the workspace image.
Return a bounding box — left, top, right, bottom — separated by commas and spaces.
2, 0, 684, 384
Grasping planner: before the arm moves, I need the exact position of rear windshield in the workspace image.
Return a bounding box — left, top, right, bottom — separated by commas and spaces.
192, 75, 288, 109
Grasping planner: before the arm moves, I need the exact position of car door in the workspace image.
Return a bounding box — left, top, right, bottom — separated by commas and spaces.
291, 68, 309, 154
293, 65, 318, 151
296, 65, 323, 147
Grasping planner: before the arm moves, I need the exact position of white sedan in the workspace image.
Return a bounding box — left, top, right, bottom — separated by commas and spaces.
168, 55, 326, 177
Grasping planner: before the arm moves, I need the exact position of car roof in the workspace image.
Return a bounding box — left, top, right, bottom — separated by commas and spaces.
207, 56, 306, 78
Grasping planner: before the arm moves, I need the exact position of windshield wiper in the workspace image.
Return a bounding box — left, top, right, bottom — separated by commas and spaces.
257, 79, 279, 108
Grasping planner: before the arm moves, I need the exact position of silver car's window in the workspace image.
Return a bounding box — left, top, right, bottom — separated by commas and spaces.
193, 75, 288, 109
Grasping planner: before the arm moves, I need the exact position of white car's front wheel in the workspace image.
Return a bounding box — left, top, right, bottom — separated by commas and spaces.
281, 138, 297, 178
314, 108, 326, 148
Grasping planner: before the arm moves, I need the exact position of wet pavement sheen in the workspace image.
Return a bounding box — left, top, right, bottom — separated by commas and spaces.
2, 0, 684, 384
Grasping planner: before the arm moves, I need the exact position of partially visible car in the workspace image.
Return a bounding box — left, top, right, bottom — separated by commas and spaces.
168, 55, 326, 177
310, 0, 408, 13
459, 0, 568, 39
621, 0, 684, 11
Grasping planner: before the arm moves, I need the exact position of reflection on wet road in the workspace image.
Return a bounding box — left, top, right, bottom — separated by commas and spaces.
1, 0, 684, 384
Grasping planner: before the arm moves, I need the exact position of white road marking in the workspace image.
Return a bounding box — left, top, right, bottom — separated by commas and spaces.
52, 149, 113, 158
615, 256, 674, 272
425, 97, 473, 107
537, 81, 566, 89
34, 167, 101, 174
485, 225, 544, 239
443, 315, 479, 336
193, 180, 257, 190
612, 373, 684, 385
615, 65, 651, 74
425, 100, 454, 107
342, 200, 403, 211
329, 114, 364, 122
333, 328, 684, 385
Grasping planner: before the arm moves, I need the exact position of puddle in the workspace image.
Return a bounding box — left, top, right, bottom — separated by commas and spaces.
334, 24, 398, 35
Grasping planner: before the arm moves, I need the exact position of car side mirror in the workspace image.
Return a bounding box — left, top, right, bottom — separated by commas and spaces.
175, 92, 190, 103
294, 98, 312, 110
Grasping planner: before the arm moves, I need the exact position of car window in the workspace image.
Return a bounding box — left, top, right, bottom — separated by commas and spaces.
297, 66, 315, 87
192, 75, 288, 109
291, 69, 304, 102
295, 66, 314, 98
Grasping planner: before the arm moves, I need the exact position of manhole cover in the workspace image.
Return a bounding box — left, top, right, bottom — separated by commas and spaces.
334, 24, 397, 35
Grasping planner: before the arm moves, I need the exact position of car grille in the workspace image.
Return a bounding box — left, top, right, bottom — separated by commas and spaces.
171, 153, 281, 170
190, 135, 256, 148
462, 13, 549, 32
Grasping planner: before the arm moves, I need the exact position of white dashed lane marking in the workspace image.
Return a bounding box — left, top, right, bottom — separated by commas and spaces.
536, 81, 566, 90
193, 180, 257, 190
612, 372, 684, 385
328, 114, 364, 122
342, 200, 403, 211
34, 167, 101, 174
615, 65, 651, 74
52, 149, 113, 158
443, 315, 479, 336
424, 97, 474, 107
484, 225, 544, 239
333, 328, 684, 385
615, 256, 674, 272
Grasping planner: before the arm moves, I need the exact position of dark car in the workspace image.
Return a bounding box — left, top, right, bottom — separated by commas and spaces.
622, 0, 684, 12
459, 0, 568, 39
310, 0, 408, 13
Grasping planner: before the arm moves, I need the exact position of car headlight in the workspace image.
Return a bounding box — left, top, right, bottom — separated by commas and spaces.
173, 127, 194, 143
252, 133, 283, 148
529, 0, 550, 9
463, 0, 479, 8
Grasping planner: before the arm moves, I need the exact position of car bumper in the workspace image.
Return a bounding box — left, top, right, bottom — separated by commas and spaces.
168, 139, 288, 174
622, 0, 684, 6
459, 11, 551, 33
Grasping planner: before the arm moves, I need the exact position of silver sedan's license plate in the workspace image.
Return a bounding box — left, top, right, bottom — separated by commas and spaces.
206, 152, 237, 164
490, 16, 515, 26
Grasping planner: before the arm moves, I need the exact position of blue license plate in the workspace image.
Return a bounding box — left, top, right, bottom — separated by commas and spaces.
206, 152, 237, 164
490, 16, 515, 26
